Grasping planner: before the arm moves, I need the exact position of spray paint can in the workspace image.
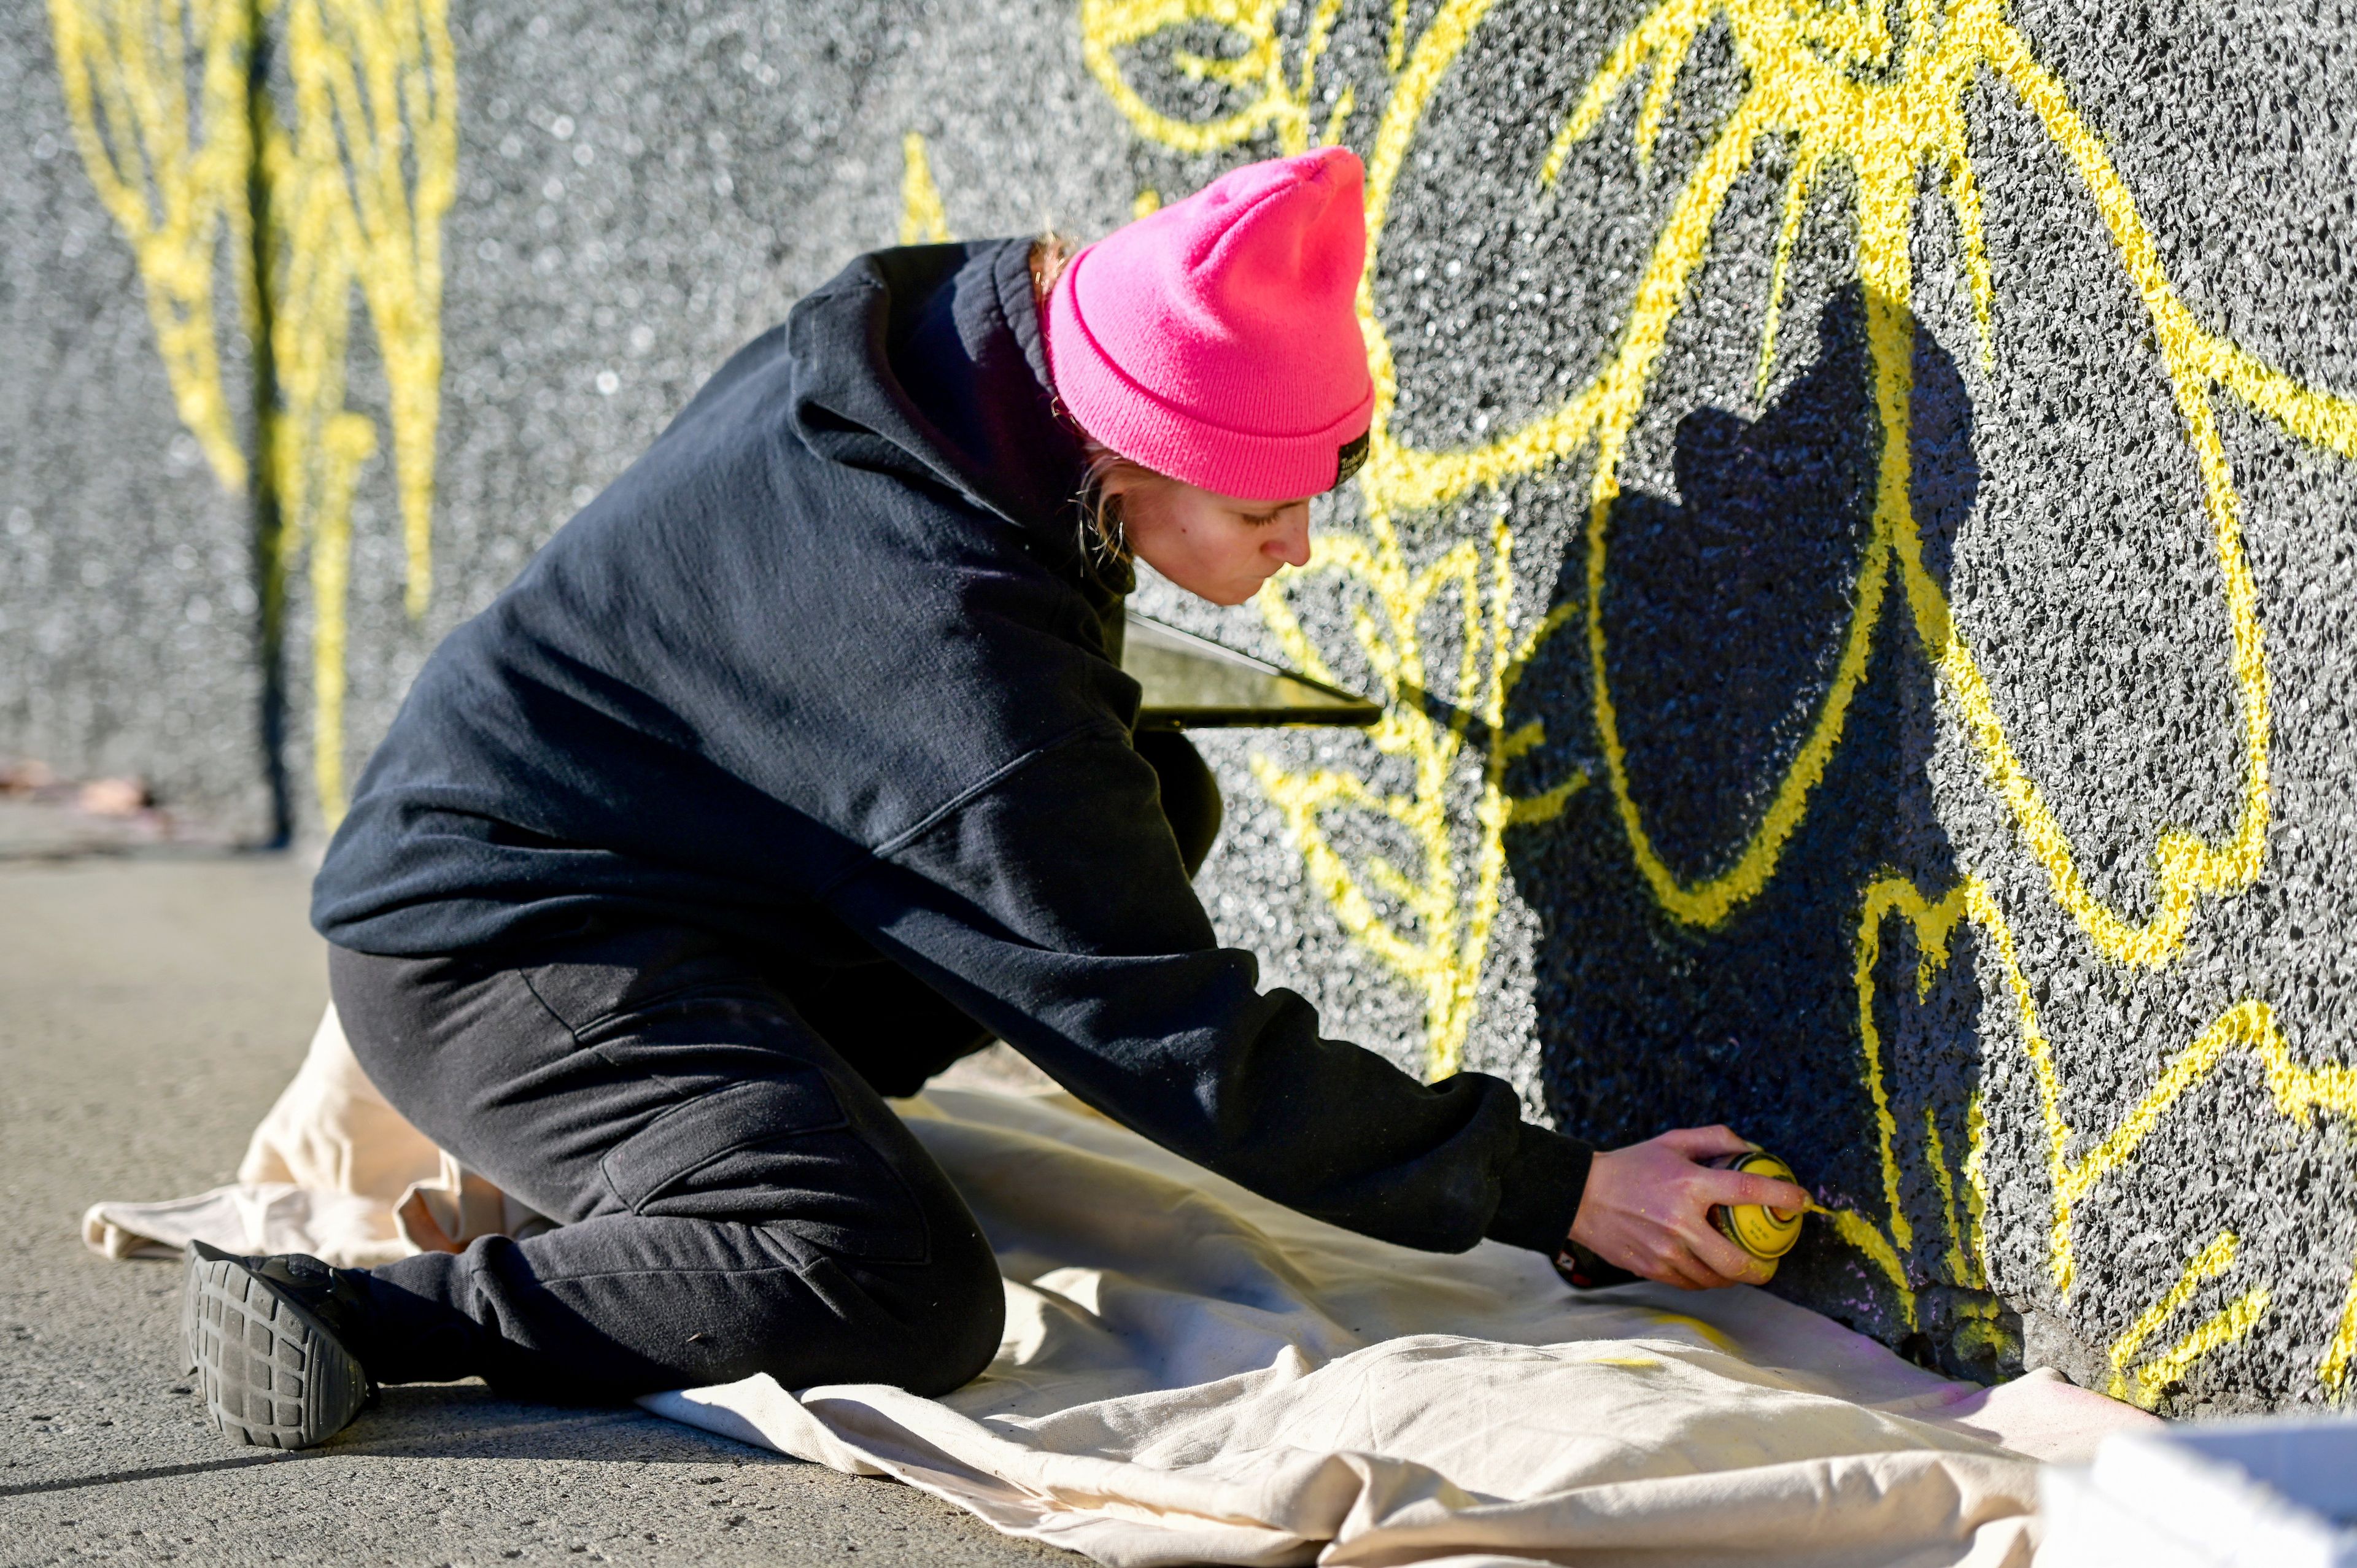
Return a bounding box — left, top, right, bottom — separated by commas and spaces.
1706, 1149, 1805, 1261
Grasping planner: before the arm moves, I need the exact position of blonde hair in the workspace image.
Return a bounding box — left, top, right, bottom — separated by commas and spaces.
1031, 235, 1172, 568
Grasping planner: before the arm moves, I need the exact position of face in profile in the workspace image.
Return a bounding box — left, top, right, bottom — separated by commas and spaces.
1101, 471, 1315, 606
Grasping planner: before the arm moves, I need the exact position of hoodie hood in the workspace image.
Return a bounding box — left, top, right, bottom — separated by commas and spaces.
786, 238, 1108, 582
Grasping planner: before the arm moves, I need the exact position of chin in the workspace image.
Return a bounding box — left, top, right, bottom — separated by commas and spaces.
1171, 570, 1271, 607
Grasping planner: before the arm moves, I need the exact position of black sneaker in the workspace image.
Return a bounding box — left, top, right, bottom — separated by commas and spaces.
182, 1241, 373, 1449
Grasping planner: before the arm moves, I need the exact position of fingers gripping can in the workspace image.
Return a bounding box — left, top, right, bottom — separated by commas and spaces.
1706, 1150, 1805, 1261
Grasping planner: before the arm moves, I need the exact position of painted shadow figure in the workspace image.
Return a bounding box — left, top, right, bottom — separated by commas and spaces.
1506, 285, 2014, 1378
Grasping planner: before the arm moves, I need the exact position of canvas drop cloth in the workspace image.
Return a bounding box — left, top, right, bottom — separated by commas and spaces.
88, 1007, 2157, 1567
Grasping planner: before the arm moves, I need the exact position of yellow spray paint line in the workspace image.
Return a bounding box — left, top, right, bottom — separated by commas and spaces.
48, 0, 254, 492
1755, 142, 1819, 399
1923, 1107, 1973, 1288
1838, 874, 1975, 1313
55, 0, 453, 828
899, 131, 951, 244
2320, 1249, 2357, 1400
1960, 1093, 1991, 1283
1824, 1205, 1917, 1329
1937, 144, 1996, 372
1854, 877, 1965, 1259
2105, 1231, 2272, 1409
2134, 1289, 2272, 1407
304, 411, 376, 814
2105, 1234, 2235, 1400
1083, 0, 2357, 1289
1953, 876, 2357, 1298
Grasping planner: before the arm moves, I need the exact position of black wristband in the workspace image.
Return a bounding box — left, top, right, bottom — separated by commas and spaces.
1552, 1237, 1639, 1291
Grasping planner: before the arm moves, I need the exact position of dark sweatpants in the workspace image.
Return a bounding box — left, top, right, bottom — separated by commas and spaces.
331, 731, 1221, 1400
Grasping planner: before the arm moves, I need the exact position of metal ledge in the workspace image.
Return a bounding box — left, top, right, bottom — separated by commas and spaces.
1124, 612, 1380, 731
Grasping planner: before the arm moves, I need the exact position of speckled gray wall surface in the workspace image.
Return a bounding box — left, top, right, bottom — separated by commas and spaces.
1, 0, 271, 838
13, 0, 2357, 1413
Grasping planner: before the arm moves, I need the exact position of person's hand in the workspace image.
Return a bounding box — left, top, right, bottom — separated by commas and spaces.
1566, 1126, 1814, 1290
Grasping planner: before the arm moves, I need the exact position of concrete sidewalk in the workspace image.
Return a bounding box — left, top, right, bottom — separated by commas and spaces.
0, 854, 1070, 1567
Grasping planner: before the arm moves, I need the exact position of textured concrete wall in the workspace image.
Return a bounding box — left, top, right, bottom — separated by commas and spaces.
14, 0, 2357, 1415
1, 0, 272, 839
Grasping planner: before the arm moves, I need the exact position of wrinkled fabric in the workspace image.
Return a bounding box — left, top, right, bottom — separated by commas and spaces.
648, 1089, 2154, 1567
91, 1022, 2156, 1566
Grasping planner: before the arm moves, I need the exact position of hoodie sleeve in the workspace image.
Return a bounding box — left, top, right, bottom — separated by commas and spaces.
822, 725, 1592, 1254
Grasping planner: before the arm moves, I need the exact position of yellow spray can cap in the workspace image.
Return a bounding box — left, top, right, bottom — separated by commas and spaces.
1708, 1150, 1805, 1261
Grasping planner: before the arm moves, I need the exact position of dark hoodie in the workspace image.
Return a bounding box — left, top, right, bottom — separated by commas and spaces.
313, 238, 1591, 1256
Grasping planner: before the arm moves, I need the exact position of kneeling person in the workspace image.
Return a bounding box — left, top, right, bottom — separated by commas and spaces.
184, 150, 1808, 1448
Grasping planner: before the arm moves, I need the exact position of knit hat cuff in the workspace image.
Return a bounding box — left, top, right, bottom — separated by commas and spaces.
1047, 244, 1376, 502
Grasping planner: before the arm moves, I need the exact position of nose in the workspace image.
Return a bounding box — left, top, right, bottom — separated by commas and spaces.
1266, 505, 1312, 570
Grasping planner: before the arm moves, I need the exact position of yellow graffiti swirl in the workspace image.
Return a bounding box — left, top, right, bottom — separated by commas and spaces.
1360, 0, 2357, 970
1082, 0, 1355, 155
1252, 514, 1582, 1075
1084, 0, 2357, 1386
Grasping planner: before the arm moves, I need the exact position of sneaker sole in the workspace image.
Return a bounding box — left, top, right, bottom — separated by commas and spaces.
183, 1242, 370, 1450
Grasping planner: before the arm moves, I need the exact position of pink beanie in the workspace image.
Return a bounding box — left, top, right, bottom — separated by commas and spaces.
1043, 147, 1375, 502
